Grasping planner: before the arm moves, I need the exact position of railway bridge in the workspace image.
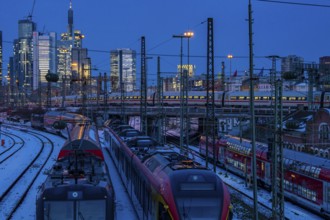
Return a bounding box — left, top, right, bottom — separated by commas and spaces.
86, 104, 294, 138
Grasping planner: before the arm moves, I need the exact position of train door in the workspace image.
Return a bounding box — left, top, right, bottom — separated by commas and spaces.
323, 182, 330, 214
158, 203, 171, 220
219, 146, 226, 164
265, 161, 271, 186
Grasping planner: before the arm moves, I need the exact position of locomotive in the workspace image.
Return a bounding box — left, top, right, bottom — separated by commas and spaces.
104, 119, 232, 220
36, 122, 115, 220
199, 135, 330, 218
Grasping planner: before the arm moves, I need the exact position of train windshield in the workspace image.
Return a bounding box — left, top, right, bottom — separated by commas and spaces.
176, 197, 220, 219
43, 200, 106, 219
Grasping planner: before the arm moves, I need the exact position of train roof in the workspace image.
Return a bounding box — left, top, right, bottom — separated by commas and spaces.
43, 126, 108, 190
126, 136, 159, 149
144, 150, 206, 173
224, 135, 268, 159
44, 111, 89, 122
222, 135, 330, 181
284, 148, 330, 168
283, 148, 330, 181
118, 128, 142, 138
42, 156, 109, 191
227, 90, 308, 96
58, 124, 103, 161
113, 124, 134, 132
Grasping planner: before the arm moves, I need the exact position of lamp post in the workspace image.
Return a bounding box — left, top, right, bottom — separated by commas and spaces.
173, 31, 193, 153
227, 54, 233, 76
184, 31, 193, 147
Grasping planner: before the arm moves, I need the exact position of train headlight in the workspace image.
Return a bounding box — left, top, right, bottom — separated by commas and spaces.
72, 192, 78, 198
68, 191, 83, 199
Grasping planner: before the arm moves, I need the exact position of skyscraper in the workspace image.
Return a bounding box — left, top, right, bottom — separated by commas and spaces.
57, 0, 88, 94
32, 32, 57, 90
0, 31, 2, 87
319, 56, 330, 91
281, 55, 304, 73
12, 19, 36, 98
68, 0, 73, 37
110, 49, 136, 92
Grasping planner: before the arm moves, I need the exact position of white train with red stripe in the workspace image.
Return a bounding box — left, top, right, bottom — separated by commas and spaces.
51, 90, 330, 110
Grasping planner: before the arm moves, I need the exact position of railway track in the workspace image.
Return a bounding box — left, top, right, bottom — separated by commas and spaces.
0, 131, 25, 164
0, 129, 55, 219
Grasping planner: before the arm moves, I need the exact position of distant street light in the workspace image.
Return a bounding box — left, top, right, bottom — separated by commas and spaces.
227, 54, 233, 76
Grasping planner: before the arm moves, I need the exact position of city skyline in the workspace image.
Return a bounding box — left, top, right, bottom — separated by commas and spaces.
1, 0, 330, 85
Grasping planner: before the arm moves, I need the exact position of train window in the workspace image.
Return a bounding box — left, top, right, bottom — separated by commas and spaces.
284, 180, 293, 191
255, 96, 260, 100
239, 96, 245, 100
176, 198, 220, 219
315, 95, 320, 102
314, 168, 321, 178
319, 124, 329, 140
180, 183, 215, 191
77, 200, 106, 219
44, 201, 74, 219
145, 159, 160, 172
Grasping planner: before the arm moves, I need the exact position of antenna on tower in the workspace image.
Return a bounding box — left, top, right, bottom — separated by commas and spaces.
28, 0, 36, 21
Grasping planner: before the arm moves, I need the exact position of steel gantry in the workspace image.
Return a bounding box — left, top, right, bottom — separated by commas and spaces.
157, 56, 165, 145
205, 17, 216, 171
172, 32, 192, 153
140, 36, 148, 135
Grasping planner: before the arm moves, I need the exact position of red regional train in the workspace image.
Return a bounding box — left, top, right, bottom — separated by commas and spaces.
199, 135, 330, 218
36, 122, 115, 219
104, 119, 232, 220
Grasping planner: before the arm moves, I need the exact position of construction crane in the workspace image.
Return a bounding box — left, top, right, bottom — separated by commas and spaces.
27, 0, 36, 21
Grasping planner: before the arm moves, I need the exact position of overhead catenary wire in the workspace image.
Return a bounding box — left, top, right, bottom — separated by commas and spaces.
1, 40, 268, 60
258, 0, 330, 8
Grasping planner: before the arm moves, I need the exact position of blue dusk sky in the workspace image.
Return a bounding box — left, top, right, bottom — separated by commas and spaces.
1, 0, 330, 85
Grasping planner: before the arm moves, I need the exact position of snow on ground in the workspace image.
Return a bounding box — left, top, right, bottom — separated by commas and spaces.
0, 121, 323, 220
98, 129, 138, 220
0, 125, 138, 220
0, 127, 65, 220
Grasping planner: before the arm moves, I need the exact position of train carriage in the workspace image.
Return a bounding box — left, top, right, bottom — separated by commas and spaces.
199, 134, 330, 218
50, 90, 330, 111
36, 122, 115, 220
104, 120, 232, 220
